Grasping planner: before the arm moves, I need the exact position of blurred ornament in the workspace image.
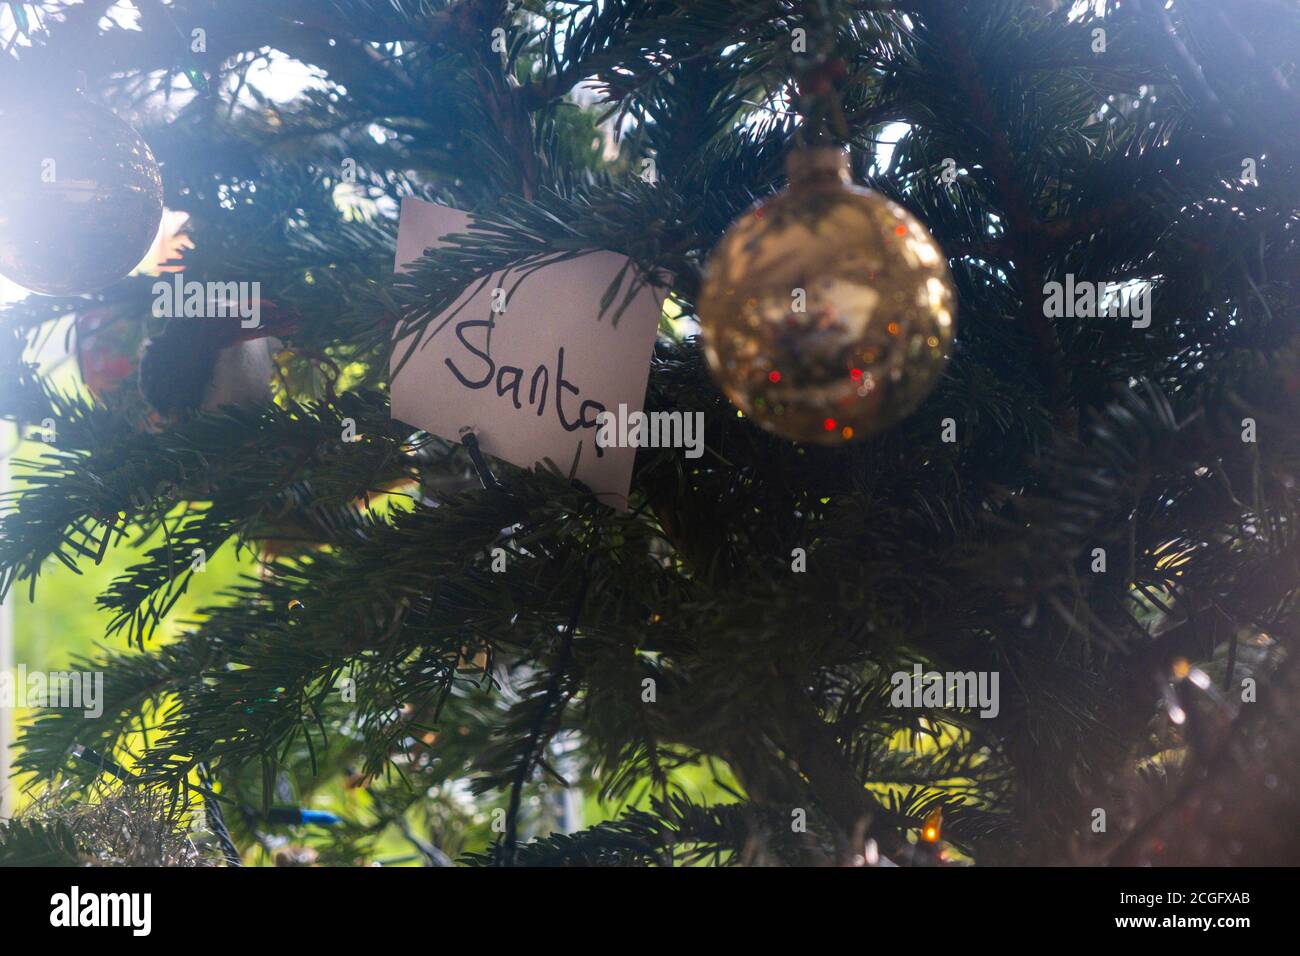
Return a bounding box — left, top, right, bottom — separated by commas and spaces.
0, 93, 164, 295
138, 315, 285, 418
698, 147, 955, 444
204, 337, 278, 409
76, 307, 146, 400
139, 331, 278, 417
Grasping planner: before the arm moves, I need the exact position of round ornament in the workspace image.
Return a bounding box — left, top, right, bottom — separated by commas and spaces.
0, 93, 164, 296
698, 147, 956, 444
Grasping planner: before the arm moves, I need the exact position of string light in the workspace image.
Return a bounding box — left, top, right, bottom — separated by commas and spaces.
921, 806, 942, 843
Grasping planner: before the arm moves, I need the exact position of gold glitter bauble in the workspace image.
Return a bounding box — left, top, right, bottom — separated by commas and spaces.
699, 147, 956, 444
0, 94, 164, 296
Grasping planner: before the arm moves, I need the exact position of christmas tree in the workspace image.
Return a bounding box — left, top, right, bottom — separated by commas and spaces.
0, 0, 1298, 868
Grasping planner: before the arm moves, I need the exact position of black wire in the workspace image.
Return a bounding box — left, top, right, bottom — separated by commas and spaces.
198, 764, 243, 867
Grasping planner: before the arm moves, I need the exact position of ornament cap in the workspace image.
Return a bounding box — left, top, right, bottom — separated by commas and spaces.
785, 147, 850, 187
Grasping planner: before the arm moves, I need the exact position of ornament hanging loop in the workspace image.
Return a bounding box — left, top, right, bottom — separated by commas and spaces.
792, 57, 851, 148
789, 0, 851, 147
